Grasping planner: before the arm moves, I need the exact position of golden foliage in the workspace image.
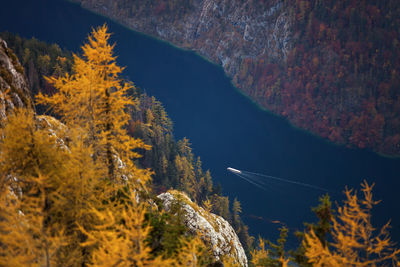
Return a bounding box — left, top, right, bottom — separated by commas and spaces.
221, 255, 242, 267
304, 181, 400, 266
251, 238, 269, 267
174, 234, 213, 267
0, 182, 66, 267
79, 191, 173, 267
250, 227, 290, 267
0, 109, 106, 266
279, 256, 290, 267
36, 24, 151, 187
202, 198, 213, 213
0, 26, 223, 267
0, 109, 66, 186
251, 237, 291, 267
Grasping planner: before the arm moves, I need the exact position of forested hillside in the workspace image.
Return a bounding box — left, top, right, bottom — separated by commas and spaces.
1, 31, 253, 255
239, 0, 400, 155
0, 26, 253, 266
71, 0, 400, 156
0, 31, 73, 97
1, 24, 400, 267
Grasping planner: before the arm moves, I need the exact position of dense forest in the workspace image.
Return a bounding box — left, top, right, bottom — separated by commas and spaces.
0, 26, 238, 266
0, 31, 73, 97
0, 30, 253, 257
237, 0, 400, 156
1, 26, 400, 266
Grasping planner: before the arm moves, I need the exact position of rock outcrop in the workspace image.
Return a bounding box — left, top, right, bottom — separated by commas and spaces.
0, 38, 32, 125
158, 190, 248, 267
71, 0, 290, 78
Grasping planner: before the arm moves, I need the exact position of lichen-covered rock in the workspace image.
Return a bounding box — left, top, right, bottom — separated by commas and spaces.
0, 38, 32, 125
157, 190, 248, 267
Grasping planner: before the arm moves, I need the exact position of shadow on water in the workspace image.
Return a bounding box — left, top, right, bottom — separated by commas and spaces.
1, 0, 400, 244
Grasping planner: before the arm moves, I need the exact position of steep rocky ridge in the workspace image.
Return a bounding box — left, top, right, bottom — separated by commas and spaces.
70, 0, 400, 156
158, 190, 248, 267
0, 37, 32, 125
70, 0, 290, 80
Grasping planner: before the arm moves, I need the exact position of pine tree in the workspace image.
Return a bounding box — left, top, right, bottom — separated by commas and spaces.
232, 198, 242, 230
292, 194, 333, 266
175, 154, 196, 200
210, 194, 231, 222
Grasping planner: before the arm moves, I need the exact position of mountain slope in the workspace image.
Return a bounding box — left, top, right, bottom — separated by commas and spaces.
70, 0, 400, 156
1, 32, 253, 262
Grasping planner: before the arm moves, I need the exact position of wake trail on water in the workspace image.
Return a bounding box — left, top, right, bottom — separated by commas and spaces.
234, 173, 267, 191
228, 171, 285, 194
238, 172, 286, 194
243, 171, 330, 192
227, 167, 334, 194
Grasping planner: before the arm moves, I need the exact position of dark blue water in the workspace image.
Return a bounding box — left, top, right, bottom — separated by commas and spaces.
2, 0, 400, 244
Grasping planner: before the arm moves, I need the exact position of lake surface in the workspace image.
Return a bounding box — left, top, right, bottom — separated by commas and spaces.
2, 0, 400, 244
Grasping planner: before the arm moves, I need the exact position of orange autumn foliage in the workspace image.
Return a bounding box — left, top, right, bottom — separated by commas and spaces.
304, 181, 400, 266
36, 24, 151, 187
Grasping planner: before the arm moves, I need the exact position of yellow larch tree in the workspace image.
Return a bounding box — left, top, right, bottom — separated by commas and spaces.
304, 181, 400, 266
0, 109, 68, 266
250, 226, 290, 267
174, 234, 213, 267
250, 237, 290, 267
0, 109, 67, 190
202, 198, 213, 213
0, 109, 107, 266
0, 175, 65, 267
251, 238, 269, 267
79, 191, 174, 267
37, 24, 151, 188
49, 128, 108, 266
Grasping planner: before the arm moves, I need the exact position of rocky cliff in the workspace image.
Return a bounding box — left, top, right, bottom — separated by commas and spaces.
0, 37, 32, 125
158, 190, 248, 267
0, 38, 67, 148
0, 36, 249, 265
70, 0, 400, 156
72, 0, 290, 77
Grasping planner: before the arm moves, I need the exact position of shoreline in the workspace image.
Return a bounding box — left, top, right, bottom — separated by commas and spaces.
65, 0, 400, 160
